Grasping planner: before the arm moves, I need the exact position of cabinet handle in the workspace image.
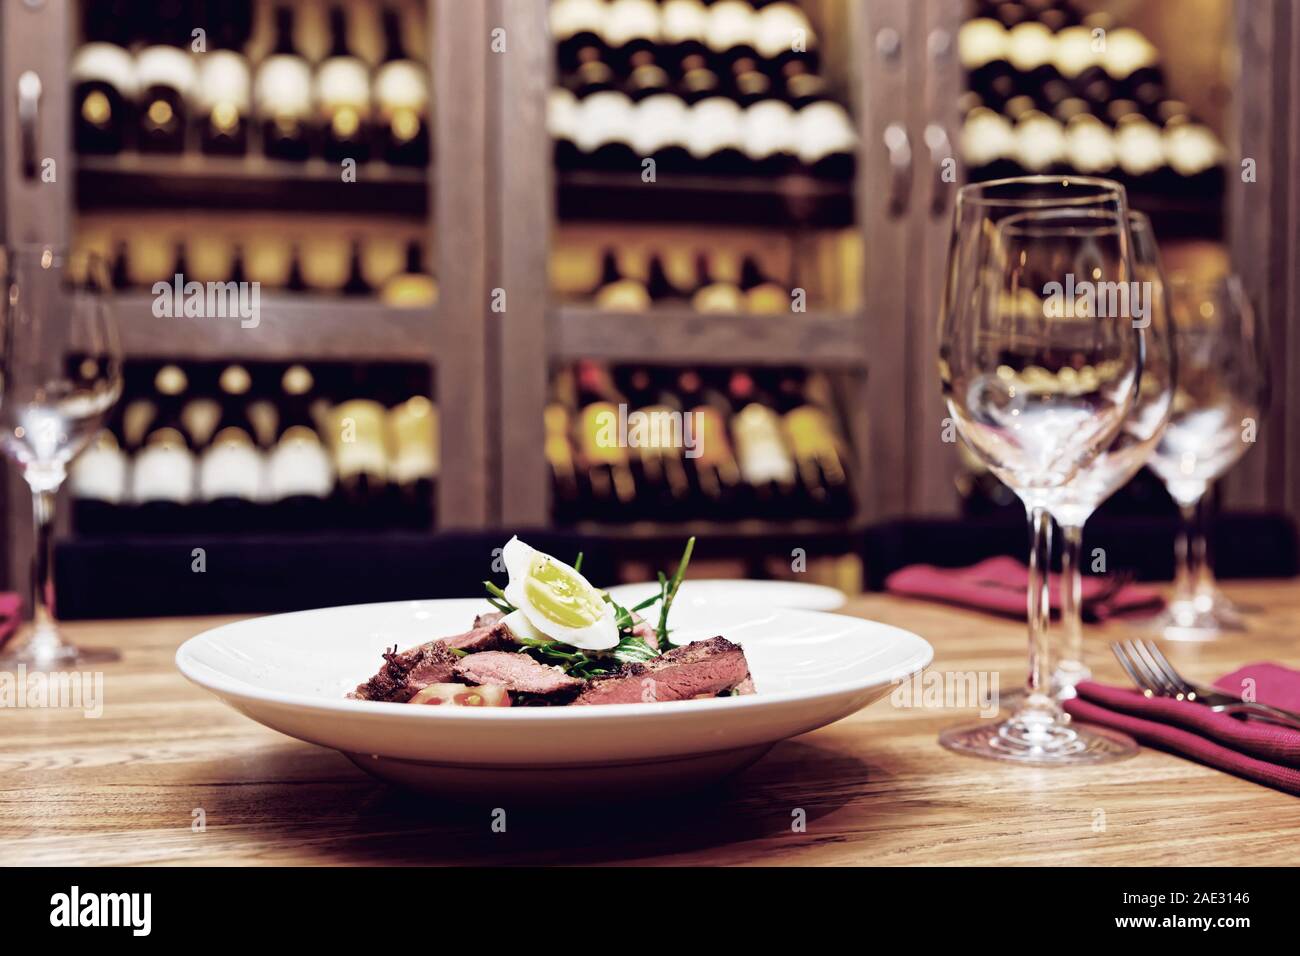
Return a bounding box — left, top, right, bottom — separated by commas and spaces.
17, 71, 42, 181
883, 122, 912, 218
925, 123, 954, 217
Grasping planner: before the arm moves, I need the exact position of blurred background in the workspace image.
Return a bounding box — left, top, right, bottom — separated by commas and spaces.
0, 0, 1296, 617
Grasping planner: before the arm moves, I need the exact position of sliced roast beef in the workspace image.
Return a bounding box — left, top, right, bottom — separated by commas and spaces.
446, 619, 517, 653
349, 639, 460, 703
574, 636, 751, 706
453, 651, 584, 704
472, 611, 505, 629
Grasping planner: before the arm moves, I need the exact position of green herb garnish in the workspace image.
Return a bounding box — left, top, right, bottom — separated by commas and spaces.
483, 581, 516, 615
514, 635, 617, 679
656, 536, 695, 649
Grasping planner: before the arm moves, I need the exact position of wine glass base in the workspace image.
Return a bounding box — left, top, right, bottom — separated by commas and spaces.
939, 714, 1138, 766
1199, 588, 1261, 616
0, 627, 118, 671
996, 665, 1092, 710
1149, 600, 1243, 641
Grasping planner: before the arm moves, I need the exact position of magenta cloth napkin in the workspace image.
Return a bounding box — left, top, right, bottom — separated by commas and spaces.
0, 593, 20, 646
1064, 663, 1300, 796
884, 556, 1163, 621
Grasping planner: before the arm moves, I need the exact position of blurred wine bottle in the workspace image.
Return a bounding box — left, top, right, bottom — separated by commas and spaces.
199, 364, 267, 530
777, 369, 853, 517
546, 368, 582, 523
196, 19, 251, 155
380, 240, 438, 307
135, 5, 195, 153
388, 395, 438, 528
256, 4, 312, 160
374, 5, 430, 166
327, 383, 391, 526
741, 255, 787, 314
72, 2, 137, 154
676, 368, 741, 518
267, 364, 335, 529
70, 431, 130, 535
132, 364, 198, 529
593, 248, 651, 311
317, 6, 373, 162
575, 360, 637, 519
690, 251, 744, 313
729, 369, 796, 516
616, 367, 691, 520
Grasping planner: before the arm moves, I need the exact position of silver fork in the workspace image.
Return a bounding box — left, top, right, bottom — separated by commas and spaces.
1111, 639, 1300, 732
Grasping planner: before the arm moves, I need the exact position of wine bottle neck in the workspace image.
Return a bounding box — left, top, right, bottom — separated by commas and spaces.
382, 9, 407, 63
272, 7, 297, 56
327, 8, 351, 58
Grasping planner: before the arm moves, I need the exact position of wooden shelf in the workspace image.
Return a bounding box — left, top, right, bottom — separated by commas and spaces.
556, 168, 854, 228
550, 305, 867, 367
110, 293, 437, 361
76, 153, 429, 215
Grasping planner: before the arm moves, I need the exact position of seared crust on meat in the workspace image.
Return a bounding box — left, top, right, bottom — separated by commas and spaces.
446, 620, 517, 653
348, 639, 460, 702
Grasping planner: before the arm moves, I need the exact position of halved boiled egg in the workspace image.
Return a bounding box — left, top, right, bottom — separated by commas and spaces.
501, 536, 618, 650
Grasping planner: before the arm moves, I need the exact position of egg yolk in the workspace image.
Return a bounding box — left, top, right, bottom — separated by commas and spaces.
524, 556, 605, 629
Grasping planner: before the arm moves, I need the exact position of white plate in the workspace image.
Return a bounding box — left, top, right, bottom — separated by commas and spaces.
176, 597, 931, 801
608, 579, 846, 613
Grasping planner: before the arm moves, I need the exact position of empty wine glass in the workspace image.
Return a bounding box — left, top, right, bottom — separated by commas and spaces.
1044, 211, 1175, 694
0, 245, 122, 668
1146, 274, 1266, 639
938, 177, 1142, 765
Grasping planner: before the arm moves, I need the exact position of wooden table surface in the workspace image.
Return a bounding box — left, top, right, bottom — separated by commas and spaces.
3, 580, 1299, 866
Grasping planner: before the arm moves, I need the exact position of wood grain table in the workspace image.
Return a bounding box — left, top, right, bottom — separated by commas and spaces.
3, 580, 1299, 866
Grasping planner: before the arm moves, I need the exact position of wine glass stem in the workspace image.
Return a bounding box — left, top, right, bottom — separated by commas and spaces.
28, 487, 60, 647
1056, 521, 1089, 687
1194, 494, 1216, 597
1021, 506, 1058, 720
1173, 497, 1205, 607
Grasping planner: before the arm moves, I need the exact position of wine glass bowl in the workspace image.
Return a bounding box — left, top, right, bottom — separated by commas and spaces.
0, 245, 122, 667
1145, 273, 1265, 637
1040, 211, 1176, 695
937, 177, 1142, 765
941, 190, 1143, 506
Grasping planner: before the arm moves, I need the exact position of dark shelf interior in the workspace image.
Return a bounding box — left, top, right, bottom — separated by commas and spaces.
556, 169, 854, 228
76, 154, 429, 215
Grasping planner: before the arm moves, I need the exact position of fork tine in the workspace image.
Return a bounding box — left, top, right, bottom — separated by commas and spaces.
1137, 640, 1193, 696
1110, 642, 1156, 696
1128, 640, 1181, 697
1121, 640, 1176, 696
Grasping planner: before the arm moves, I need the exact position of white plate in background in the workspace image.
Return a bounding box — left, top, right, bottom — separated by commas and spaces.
607, 578, 846, 613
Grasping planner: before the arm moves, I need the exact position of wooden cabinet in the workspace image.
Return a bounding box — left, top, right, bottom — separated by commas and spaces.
0, 0, 493, 598
0, 0, 1297, 596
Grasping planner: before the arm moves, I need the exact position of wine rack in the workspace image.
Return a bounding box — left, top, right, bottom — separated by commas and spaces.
0, 0, 490, 605
957, 0, 1228, 240
70, 358, 437, 535
0, 0, 1294, 604
494, 0, 888, 544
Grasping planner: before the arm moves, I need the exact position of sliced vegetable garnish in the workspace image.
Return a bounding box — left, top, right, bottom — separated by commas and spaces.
408, 683, 511, 707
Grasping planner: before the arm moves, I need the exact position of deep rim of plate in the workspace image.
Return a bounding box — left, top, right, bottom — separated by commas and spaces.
175, 600, 933, 722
